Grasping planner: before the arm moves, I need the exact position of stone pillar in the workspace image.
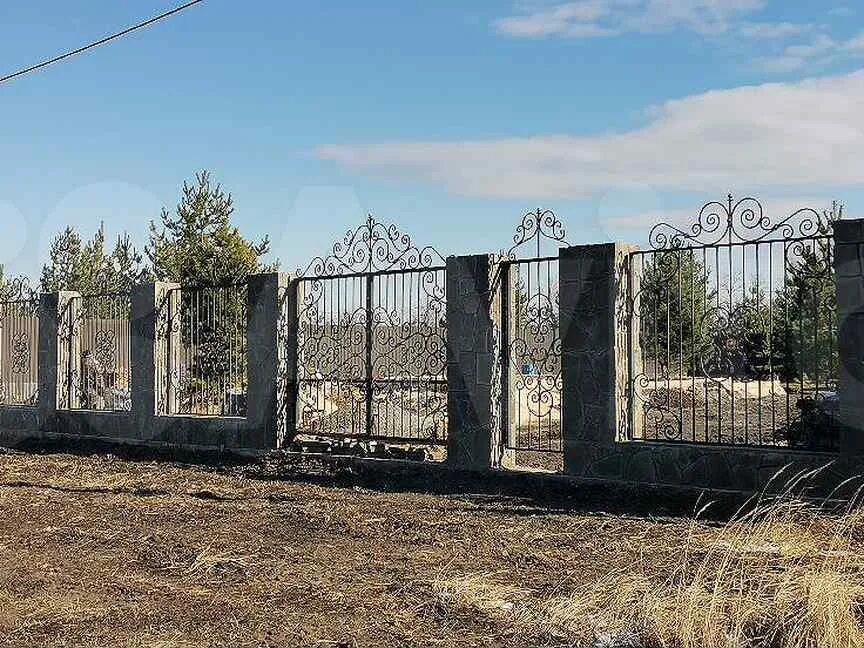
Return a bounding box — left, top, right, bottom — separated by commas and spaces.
834, 219, 864, 452
131, 282, 177, 438
559, 244, 636, 474
37, 291, 78, 431
446, 254, 502, 470
246, 272, 293, 450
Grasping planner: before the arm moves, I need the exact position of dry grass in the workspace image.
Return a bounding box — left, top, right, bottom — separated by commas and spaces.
0, 450, 862, 647
425, 468, 864, 648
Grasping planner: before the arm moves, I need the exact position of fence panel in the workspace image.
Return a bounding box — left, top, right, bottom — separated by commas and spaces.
495, 209, 571, 471
296, 274, 368, 437
627, 197, 837, 449
0, 297, 40, 406
502, 257, 562, 454
294, 215, 447, 445
64, 293, 132, 412
162, 283, 248, 417
370, 268, 447, 442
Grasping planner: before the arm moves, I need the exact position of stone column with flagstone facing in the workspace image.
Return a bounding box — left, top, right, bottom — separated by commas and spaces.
446, 254, 504, 469
558, 243, 638, 475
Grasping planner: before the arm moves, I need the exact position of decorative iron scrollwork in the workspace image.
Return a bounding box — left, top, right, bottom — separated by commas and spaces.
626, 195, 838, 447
295, 215, 448, 444
93, 330, 117, 371
1, 277, 38, 304
10, 332, 30, 374
299, 214, 445, 277
506, 264, 563, 452
506, 208, 570, 259
648, 195, 831, 250
0, 290, 40, 406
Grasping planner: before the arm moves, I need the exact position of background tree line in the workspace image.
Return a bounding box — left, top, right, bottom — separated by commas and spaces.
639, 202, 841, 388
1, 170, 271, 297
0, 171, 273, 413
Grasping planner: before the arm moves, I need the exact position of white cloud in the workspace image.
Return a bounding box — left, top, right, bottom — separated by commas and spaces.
845, 33, 864, 52
494, 2, 864, 75
756, 31, 864, 72
494, 0, 768, 39
737, 21, 812, 40
316, 70, 864, 200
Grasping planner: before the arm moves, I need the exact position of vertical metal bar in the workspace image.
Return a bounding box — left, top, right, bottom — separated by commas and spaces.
689, 249, 696, 442
769, 242, 775, 441
626, 253, 635, 440
677, 252, 683, 439
784, 242, 791, 434
500, 261, 511, 448
705, 247, 723, 443
742, 244, 748, 444
729, 244, 736, 443
546, 258, 553, 445
66, 297, 75, 410
756, 243, 763, 442
365, 273, 373, 437
166, 289, 173, 415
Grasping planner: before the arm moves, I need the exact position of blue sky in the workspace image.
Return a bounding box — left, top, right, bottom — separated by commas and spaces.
1, 0, 863, 279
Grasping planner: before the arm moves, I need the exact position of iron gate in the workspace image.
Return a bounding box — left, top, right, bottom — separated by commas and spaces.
295, 216, 447, 443
499, 209, 569, 459
626, 196, 838, 449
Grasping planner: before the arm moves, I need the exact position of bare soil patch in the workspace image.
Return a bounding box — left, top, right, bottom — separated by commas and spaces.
0, 449, 861, 648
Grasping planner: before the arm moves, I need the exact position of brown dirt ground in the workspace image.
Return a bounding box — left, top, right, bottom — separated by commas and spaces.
1, 448, 861, 648
0, 448, 692, 648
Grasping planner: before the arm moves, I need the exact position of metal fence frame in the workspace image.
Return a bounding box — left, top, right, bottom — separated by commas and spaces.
496, 210, 570, 460
161, 281, 249, 418
294, 215, 448, 445
63, 292, 133, 412
0, 294, 40, 407
625, 196, 838, 449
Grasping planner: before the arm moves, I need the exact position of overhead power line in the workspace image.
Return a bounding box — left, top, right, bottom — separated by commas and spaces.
0, 0, 206, 86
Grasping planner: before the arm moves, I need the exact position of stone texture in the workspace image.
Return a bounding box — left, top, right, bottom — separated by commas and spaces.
560, 244, 637, 476
446, 254, 502, 470
246, 273, 293, 449
131, 282, 177, 439
835, 219, 864, 451
37, 291, 79, 432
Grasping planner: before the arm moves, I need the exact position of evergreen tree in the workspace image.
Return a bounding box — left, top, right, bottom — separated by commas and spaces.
146, 171, 274, 413
639, 251, 716, 375
716, 285, 772, 379
146, 170, 272, 285
772, 202, 840, 387
40, 225, 145, 295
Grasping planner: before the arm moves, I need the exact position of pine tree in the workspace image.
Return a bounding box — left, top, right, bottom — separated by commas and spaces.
146, 170, 273, 285
772, 202, 840, 387
639, 251, 716, 375
40, 225, 145, 294
146, 171, 274, 412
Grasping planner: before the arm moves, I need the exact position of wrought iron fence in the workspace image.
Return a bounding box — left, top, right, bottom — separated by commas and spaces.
500, 209, 568, 461
295, 215, 447, 444
161, 282, 248, 417
63, 293, 132, 412
627, 196, 838, 449
0, 287, 40, 407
